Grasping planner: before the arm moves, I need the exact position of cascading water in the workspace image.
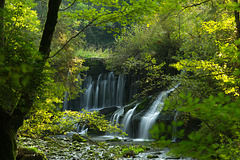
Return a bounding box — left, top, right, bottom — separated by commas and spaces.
116, 74, 126, 107
108, 101, 138, 137
67, 72, 127, 111
63, 71, 70, 111
171, 110, 179, 142
110, 106, 125, 125
110, 101, 137, 125
138, 84, 180, 139
121, 103, 139, 134
84, 76, 94, 110
93, 74, 102, 108
76, 124, 88, 135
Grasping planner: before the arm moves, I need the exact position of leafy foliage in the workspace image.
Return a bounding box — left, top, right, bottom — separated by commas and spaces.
123, 0, 240, 159
0, 1, 41, 112
19, 109, 125, 138
121, 144, 146, 155
164, 92, 240, 159
107, 21, 180, 96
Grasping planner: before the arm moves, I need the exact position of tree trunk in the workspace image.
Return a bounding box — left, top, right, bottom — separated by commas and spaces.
0, 0, 61, 159
0, 108, 17, 160
234, 0, 240, 42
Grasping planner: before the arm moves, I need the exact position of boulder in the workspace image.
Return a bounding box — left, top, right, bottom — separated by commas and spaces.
72, 133, 87, 142
17, 147, 46, 160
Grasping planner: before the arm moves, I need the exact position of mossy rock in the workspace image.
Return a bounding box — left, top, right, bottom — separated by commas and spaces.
17, 147, 46, 160
106, 137, 121, 142
135, 96, 152, 114
147, 154, 158, 159
42, 136, 53, 142
72, 133, 87, 142
122, 150, 135, 158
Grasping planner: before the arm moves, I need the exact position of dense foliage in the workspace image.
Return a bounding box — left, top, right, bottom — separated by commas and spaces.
2, 0, 240, 159
19, 109, 125, 138
106, 0, 240, 159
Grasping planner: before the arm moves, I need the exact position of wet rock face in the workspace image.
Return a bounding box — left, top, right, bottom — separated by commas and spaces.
99, 106, 118, 116
83, 58, 107, 81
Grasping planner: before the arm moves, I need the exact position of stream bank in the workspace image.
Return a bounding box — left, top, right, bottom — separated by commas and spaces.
17, 135, 192, 160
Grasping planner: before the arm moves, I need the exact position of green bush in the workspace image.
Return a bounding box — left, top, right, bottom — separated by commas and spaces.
19, 109, 126, 138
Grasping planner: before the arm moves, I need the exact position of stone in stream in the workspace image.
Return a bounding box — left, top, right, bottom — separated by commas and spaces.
72, 133, 87, 142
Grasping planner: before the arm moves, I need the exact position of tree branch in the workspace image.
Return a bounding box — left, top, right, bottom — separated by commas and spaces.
178, 0, 211, 15
48, 11, 115, 59
59, 0, 77, 11
183, 0, 211, 10
48, 5, 129, 59
48, 17, 98, 59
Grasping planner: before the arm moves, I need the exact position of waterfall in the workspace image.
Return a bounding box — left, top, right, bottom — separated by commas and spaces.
94, 74, 102, 108
116, 74, 126, 107
83, 76, 94, 110
171, 110, 178, 142
76, 124, 88, 135
110, 101, 137, 125
63, 91, 68, 111
63, 71, 70, 111
138, 84, 180, 139
68, 72, 126, 111
121, 103, 139, 134
110, 107, 125, 125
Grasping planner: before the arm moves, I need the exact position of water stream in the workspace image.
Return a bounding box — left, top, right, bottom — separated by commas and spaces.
171, 110, 179, 142
138, 84, 180, 139
121, 103, 139, 134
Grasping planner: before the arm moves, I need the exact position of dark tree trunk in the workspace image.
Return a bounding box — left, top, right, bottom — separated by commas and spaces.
0, 0, 61, 159
0, 108, 17, 160
39, 0, 62, 60
234, 0, 240, 44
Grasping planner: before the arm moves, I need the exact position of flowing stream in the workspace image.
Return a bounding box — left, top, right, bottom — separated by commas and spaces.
138, 84, 180, 139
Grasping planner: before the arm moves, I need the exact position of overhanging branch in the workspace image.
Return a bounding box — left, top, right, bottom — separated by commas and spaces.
183, 0, 210, 9
178, 0, 211, 15
48, 7, 129, 59
48, 16, 98, 59
59, 0, 77, 11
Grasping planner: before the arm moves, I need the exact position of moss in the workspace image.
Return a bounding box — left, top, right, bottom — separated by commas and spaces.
135, 96, 152, 114
106, 137, 121, 142
72, 133, 87, 142
122, 150, 135, 158
147, 154, 158, 158
17, 147, 47, 160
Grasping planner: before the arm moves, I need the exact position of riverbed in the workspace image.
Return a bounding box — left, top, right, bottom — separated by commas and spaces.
17, 134, 193, 160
